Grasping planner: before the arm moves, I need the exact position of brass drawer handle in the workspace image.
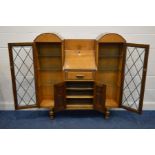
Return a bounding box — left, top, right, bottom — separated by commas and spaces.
76, 74, 84, 79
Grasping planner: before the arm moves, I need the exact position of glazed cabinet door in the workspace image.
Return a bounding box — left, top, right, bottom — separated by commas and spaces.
54, 82, 66, 112
121, 43, 149, 113
8, 43, 38, 109
94, 82, 106, 113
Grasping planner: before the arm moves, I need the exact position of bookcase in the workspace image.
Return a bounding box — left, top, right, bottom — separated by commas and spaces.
8, 33, 149, 118
97, 43, 123, 108
35, 34, 64, 109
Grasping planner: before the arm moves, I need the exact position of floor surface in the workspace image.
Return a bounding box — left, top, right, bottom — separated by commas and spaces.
0, 110, 155, 129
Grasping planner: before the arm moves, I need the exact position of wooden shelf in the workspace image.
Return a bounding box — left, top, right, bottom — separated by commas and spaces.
40, 99, 54, 108
66, 104, 93, 110
66, 95, 93, 99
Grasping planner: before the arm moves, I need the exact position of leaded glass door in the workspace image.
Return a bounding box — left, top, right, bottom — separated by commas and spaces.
121, 43, 149, 113
8, 43, 38, 109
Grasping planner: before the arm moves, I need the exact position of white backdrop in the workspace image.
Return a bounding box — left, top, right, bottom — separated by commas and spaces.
0, 26, 155, 110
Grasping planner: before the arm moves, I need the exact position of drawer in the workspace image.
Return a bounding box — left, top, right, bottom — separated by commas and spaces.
66, 71, 94, 80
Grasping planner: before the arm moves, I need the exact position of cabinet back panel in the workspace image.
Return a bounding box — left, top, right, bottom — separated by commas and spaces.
39, 71, 63, 86
40, 85, 53, 100
96, 72, 119, 86
39, 57, 62, 69
98, 58, 120, 71
39, 71, 63, 101
37, 43, 62, 56
106, 86, 118, 99
99, 44, 122, 56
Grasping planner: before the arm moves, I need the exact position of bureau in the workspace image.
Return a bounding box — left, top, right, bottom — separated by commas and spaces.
8, 33, 149, 119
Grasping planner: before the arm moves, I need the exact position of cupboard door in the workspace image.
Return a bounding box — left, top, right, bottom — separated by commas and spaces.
8, 43, 38, 109
94, 82, 106, 113
54, 82, 66, 112
121, 43, 149, 113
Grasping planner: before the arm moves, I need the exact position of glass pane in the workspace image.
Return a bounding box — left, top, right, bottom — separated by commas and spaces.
122, 46, 145, 111
12, 46, 36, 106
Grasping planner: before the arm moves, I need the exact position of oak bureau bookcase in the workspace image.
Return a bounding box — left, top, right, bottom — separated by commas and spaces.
8, 33, 149, 119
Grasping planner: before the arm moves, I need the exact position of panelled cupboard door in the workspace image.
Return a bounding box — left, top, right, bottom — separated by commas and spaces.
121, 43, 149, 113
8, 43, 38, 109
54, 82, 66, 112
94, 82, 106, 113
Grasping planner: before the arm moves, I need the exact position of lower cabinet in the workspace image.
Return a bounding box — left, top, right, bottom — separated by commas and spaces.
53, 81, 108, 118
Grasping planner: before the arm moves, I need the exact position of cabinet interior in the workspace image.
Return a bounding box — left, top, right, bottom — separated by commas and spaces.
97, 43, 124, 108
37, 41, 123, 109
36, 42, 63, 108
66, 81, 94, 104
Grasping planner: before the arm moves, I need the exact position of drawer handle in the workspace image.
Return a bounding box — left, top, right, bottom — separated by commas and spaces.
76, 74, 84, 79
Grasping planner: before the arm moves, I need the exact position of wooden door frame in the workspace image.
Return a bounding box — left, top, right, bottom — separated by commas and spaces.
119, 43, 149, 113
8, 42, 39, 109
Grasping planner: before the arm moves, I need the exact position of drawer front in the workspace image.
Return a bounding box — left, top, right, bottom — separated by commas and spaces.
66, 72, 94, 80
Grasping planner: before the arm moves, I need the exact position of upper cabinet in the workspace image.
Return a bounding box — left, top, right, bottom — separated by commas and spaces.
96, 33, 126, 109
33, 33, 63, 108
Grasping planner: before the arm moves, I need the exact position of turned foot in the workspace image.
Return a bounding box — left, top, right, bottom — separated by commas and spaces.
104, 109, 110, 119
49, 108, 55, 119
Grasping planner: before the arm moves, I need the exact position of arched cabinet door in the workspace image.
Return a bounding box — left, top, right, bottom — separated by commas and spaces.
8, 43, 38, 109
120, 43, 149, 113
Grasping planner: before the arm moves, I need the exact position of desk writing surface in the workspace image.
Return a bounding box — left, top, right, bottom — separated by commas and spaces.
63, 50, 97, 70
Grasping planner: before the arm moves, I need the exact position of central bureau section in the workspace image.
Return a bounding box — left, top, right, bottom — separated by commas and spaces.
63, 39, 97, 110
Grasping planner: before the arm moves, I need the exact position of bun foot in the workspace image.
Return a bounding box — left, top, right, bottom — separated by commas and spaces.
105, 109, 110, 119
49, 108, 55, 120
